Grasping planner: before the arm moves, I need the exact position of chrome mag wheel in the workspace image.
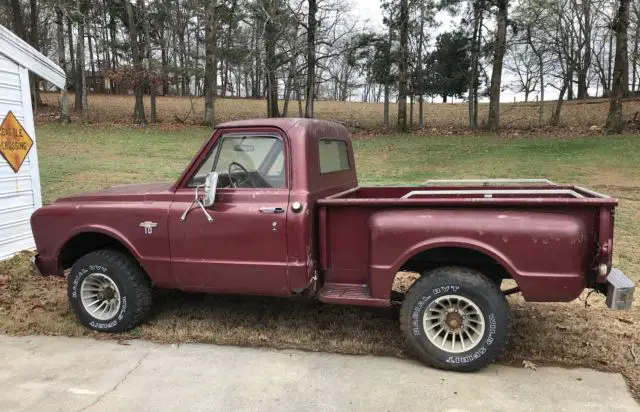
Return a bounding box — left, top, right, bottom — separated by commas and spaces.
80, 273, 121, 321
423, 294, 486, 353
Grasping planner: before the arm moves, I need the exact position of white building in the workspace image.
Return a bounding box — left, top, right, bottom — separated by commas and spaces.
0, 25, 65, 260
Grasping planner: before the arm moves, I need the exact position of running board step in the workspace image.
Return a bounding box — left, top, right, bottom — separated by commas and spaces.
318, 283, 389, 307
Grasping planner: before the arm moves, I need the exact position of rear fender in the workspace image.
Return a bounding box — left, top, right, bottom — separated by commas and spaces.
368, 209, 589, 302
369, 237, 517, 299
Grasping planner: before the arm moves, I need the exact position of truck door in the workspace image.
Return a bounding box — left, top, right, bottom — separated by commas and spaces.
168, 132, 291, 296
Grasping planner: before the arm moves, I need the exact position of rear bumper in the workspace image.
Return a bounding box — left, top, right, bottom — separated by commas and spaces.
31, 254, 63, 277
605, 268, 635, 310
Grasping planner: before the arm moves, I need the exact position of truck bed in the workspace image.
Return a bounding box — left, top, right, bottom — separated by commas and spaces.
316, 180, 618, 307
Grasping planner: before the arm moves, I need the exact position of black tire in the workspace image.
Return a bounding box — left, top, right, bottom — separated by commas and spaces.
400, 266, 511, 372
67, 249, 152, 333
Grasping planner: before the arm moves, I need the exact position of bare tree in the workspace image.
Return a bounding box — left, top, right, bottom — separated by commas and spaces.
606, 0, 630, 133
397, 0, 409, 132
142, 0, 157, 123
505, 42, 539, 102
487, 0, 508, 132
305, 0, 317, 118
76, 0, 89, 121
55, 3, 70, 124
204, 0, 218, 126
127, 0, 146, 125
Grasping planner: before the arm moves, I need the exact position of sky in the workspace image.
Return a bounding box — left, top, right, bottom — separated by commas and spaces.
354, 0, 384, 28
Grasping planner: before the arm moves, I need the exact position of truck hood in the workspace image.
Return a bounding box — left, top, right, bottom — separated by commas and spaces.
55, 182, 174, 203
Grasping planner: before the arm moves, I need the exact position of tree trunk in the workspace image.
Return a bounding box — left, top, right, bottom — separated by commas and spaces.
88, 26, 96, 93
409, 94, 414, 128
577, 0, 592, 99
607, 0, 631, 134
608, 33, 614, 90
633, 20, 639, 91
487, 0, 507, 132
417, 5, 425, 129
108, 10, 118, 70
551, 80, 569, 126
538, 55, 545, 126
296, 80, 304, 117
304, 0, 317, 118
265, 1, 280, 118
397, 0, 409, 132
10, 0, 26, 39
204, 0, 218, 126
76, 0, 88, 120
142, 0, 157, 123
127, 0, 146, 125
468, 3, 481, 129
29, 0, 43, 108
567, 66, 574, 100
69, 13, 84, 112
67, 17, 75, 92
55, 4, 70, 124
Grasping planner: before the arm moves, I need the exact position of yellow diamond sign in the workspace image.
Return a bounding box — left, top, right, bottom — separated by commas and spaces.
0, 111, 33, 173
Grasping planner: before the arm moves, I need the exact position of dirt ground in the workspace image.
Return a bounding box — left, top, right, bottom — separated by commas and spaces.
0, 255, 638, 400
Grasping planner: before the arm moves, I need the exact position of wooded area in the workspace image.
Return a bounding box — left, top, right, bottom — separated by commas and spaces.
1, 0, 637, 132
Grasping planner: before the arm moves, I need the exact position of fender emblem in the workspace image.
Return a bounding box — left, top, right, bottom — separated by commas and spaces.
139, 221, 158, 235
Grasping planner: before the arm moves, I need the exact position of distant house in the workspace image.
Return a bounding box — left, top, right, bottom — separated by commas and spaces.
0, 24, 65, 260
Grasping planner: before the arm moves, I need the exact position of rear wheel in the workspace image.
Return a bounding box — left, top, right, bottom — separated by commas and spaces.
400, 266, 511, 371
67, 249, 152, 333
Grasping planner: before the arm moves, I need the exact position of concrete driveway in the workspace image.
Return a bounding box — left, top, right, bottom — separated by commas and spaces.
0, 335, 637, 412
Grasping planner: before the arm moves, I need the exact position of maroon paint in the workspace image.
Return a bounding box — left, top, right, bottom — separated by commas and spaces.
31, 119, 618, 308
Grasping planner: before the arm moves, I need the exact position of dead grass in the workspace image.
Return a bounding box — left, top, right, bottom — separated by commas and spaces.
0, 255, 638, 400
38, 92, 640, 130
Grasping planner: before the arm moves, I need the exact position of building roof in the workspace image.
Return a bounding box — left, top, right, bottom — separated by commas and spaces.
0, 24, 65, 88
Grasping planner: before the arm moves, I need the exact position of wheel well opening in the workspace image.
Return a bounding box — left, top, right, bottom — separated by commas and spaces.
59, 232, 131, 270
393, 247, 512, 293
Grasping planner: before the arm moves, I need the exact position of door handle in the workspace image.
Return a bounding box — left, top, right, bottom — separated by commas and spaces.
259, 207, 285, 214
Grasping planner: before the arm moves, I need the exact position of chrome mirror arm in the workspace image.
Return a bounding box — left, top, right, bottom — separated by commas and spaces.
180, 185, 214, 223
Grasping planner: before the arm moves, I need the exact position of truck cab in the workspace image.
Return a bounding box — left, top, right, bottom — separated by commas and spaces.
167, 119, 357, 297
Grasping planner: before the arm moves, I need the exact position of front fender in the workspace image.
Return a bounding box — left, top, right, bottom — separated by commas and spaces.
31, 202, 173, 286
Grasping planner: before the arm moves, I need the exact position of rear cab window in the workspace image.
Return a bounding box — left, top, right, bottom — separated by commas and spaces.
319, 139, 350, 174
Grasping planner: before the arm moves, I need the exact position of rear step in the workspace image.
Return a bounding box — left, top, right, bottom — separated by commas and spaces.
318, 283, 389, 307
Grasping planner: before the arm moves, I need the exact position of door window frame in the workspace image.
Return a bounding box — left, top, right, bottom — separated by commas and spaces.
174, 127, 291, 192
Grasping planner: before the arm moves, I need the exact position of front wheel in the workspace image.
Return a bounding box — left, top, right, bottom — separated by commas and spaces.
67, 249, 153, 333
400, 266, 512, 372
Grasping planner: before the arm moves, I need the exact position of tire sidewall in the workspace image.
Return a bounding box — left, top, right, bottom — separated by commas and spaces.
406, 279, 507, 369
68, 257, 131, 332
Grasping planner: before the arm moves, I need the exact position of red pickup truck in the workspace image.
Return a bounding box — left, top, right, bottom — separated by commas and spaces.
31, 118, 634, 371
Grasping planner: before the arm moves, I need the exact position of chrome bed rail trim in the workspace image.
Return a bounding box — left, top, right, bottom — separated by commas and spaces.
402, 188, 585, 200
423, 179, 558, 186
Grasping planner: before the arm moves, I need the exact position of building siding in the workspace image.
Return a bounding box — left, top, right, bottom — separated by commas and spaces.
0, 53, 38, 260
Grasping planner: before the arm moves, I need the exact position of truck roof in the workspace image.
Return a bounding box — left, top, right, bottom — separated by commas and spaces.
216, 118, 349, 139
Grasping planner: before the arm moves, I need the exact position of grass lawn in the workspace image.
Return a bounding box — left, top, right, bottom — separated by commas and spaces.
1, 123, 639, 399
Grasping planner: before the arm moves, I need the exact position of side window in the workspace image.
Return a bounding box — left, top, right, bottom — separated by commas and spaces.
319, 139, 350, 174
188, 135, 285, 189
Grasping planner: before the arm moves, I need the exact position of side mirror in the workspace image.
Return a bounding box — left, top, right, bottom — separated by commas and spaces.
203, 172, 218, 207
180, 172, 217, 223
